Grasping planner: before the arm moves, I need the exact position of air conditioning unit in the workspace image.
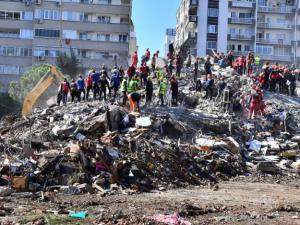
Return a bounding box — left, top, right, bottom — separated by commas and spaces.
38, 55, 45, 61
36, 0, 42, 5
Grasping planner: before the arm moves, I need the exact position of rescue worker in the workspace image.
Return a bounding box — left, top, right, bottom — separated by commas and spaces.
175, 54, 182, 77
203, 74, 215, 100
145, 76, 153, 107
226, 51, 234, 68
262, 62, 271, 90
158, 78, 167, 106
60, 78, 70, 105
269, 65, 280, 92
204, 57, 212, 77
77, 75, 85, 101
110, 66, 121, 98
255, 55, 261, 72
249, 85, 264, 119
85, 73, 93, 100
222, 84, 233, 113
170, 74, 178, 106
246, 52, 254, 76
131, 51, 138, 68
151, 54, 156, 72
99, 74, 109, 101
237, 56, 245, 75
128, 92, 141, 112
216, 77, 226, 101
127, 75, 139, 94
142, 48, 151, 64
140, 63, 149, 87
127, 64, 136, 81
287, 71, 297, 96
91, 69, 100, 99
70, 79, 78, 103
120, 75, 128, 106
167, 59, 174, 77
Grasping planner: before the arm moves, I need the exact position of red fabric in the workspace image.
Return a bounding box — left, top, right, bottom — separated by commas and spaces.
62, 82, 69, 93
132, 53, 138, 67
85, 76, 92, 87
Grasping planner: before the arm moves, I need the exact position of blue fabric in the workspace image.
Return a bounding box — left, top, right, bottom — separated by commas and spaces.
77, 79, 85, 90
111, 73, 120, 87
92, 73, 100, 83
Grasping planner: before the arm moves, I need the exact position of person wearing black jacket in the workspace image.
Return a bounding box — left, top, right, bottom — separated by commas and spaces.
262, 62, 271, 90
99, 74, 110, 101
287, 72, 297, 96
145, 77, 153, 106
203, 74, 214, 100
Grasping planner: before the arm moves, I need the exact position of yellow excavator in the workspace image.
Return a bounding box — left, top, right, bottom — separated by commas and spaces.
22, 66, 64, 116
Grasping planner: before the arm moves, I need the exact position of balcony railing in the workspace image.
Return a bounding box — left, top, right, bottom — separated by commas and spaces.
230, 17, 255, 24
229, 34, 253, 40
231, 51, 251, 56
230, 0, 255, 8
259, 54, 293, 61
258, 6, 294, 13
257, 22, 292, 29
256, 38, 292, 45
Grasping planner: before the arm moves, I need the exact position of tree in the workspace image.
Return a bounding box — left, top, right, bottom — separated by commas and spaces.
56, 47, 78, 77
8, 64, 51, 103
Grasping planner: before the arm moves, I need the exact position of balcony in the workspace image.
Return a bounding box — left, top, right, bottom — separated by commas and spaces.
232, 51, 251, 56
228, 34, 254, 41
258, 6, 294, 14
260, 54, 293, 62
188, 0, 198, 15
256, 38, 292, 45
229, 0, 255, 8
257, 22, 292, 30
229, 17, 255, 24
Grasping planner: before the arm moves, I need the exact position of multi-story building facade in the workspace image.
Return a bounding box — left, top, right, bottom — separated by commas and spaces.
165, 28, 176, 57
175, 0, 300, 65
0, 0, 132, 92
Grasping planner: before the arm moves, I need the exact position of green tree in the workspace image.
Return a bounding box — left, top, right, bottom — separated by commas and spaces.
8, 64, 51, 102
56, 47, 78, 77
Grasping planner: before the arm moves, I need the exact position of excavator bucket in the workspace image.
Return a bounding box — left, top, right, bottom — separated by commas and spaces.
22, 66, 64, 116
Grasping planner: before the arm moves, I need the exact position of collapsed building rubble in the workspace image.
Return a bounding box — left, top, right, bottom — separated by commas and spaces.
0, 66, 299, 199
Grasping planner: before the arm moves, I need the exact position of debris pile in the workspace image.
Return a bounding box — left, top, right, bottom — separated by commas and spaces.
0, 101, 244, 196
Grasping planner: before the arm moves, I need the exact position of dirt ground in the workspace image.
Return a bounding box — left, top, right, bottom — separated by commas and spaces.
1, 180, 300, 225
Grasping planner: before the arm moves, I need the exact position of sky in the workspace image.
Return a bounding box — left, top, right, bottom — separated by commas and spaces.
132, 0, 180, 57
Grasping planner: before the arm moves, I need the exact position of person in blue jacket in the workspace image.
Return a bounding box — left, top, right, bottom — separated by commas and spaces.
77, 75, 85, 101
110, 66, 121, 98
91, 69, 100, 99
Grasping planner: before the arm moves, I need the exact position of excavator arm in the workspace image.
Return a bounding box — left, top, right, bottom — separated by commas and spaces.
22, 66, 64, 116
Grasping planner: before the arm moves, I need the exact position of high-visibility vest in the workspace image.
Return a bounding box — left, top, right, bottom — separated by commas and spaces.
159, 81, 167, 95
127, 80, 137, 94
120, 79, 127, 92
223, 88, 231, 104
255, 57, 260, 66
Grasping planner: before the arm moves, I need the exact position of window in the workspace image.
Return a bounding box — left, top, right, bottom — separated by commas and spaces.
79, 33, 87, 40
62, 11, 81, 21
207, 41, 217, 49
20, 29, 33, 39
34, 47, 60, 57
0, 46, 32, 57
119, 35, 127, 42
208, 8, 218, 17
256, 45, 272, 55
0, 11, 21, 20
208, 25, 217, 33
98, 16, 110, 23
35, 29, 60, 38
63, 30, 77, 39
244, 45, 251, 52
0, 65, 20, 75
35, 10, 60, 20
21, 11, 33, 20
238, 45, 242, 51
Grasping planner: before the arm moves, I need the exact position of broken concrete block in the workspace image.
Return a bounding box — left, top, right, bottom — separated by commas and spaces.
0, 187, 13, 197
256, 162, 281, 174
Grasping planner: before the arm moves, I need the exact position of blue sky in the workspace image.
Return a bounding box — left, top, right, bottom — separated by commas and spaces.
132, 0, 180, 57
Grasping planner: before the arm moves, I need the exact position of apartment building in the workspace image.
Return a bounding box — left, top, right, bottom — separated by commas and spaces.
175, 0, 299, 65
0, 0, 132, 92
165, 28, 176, 57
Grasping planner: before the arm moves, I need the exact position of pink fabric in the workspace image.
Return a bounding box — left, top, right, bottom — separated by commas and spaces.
145, 212, 192, 225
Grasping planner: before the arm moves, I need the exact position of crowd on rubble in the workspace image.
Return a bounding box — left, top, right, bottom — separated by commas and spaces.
57, 46, 299, 120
